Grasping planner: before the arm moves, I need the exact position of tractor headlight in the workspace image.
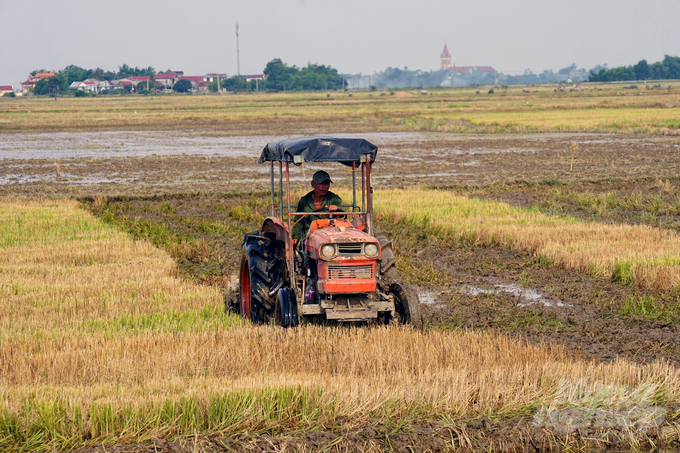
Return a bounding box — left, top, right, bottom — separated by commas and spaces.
320, 244, 337, 260
364, 243, 379, 258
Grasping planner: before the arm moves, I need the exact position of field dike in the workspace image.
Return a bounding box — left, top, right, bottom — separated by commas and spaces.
3, 198, 680, 451
375, 188, 680, 294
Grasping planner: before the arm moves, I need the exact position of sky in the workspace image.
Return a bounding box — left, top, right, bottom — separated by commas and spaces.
2, 0, 680, 89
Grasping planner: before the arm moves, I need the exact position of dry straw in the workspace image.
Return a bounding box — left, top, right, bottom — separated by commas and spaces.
375, 189, 680, 292
2, 198, 680, 450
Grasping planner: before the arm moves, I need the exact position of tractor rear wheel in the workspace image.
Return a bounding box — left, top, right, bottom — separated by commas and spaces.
238, 233, 285, 323
390, 282, 422, 328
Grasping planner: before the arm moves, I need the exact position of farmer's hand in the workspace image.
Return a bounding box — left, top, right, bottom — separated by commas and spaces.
328, 205, 338, 212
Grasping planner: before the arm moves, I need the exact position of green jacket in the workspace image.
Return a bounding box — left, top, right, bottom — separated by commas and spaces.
292, 190, 343, 240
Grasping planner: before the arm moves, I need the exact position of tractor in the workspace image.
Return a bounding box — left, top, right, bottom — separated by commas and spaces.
225, 136, 421, 327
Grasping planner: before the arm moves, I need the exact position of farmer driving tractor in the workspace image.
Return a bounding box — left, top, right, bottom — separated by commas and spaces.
227, 136, 421, 327
291, 170, 343, 247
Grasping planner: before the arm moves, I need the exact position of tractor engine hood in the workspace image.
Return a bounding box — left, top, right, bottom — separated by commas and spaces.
305, 220, 380, 295
305, 220, 380, 260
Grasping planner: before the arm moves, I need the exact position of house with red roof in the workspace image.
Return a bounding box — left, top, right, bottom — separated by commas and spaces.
107, 76, 152, 92
153, 71, 183, 89
0, 85, 14, 95
111, 79, 134, 90
130, 76, 151, 91
68, 78, 113, 93
448, 65, 496, 75
179, 76, 208, 92
206, 73, 227, 82
21, 71, 55, 93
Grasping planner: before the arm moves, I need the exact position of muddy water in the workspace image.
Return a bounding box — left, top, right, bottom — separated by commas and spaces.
0, 131, 435, 160
418, 279, 567, 313
3, 131, 680, 199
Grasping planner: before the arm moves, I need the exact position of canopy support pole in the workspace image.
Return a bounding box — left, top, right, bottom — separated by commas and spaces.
270, 161, 275, 217
278, 162, 284, 219
361, 163, 365, 213
366, 160, 373, 237
352, 162, 356, 211
286, 162, 295, 290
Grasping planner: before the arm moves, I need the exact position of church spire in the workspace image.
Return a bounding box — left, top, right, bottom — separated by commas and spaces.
440, 42, 452, 69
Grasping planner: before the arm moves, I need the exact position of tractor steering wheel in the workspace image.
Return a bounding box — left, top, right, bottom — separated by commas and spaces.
313, 207, 346, 219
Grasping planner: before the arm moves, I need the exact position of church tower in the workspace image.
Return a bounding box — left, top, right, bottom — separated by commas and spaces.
440, 42, 452, 69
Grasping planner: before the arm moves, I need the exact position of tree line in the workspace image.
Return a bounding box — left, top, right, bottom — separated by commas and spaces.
29, 60, 345, 95
32, 64, 156, 95
588, 55, 680, 82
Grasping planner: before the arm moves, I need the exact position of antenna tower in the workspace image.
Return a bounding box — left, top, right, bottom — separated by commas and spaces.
235, 23, 241, 77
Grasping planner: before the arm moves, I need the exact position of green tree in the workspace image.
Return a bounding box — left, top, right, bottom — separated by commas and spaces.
263, 58, 297, 91
662, 55, 680, 79
223, 76, 250, 91
589, 55, 680, 82
557, 63, 577, 77
297, 63, 343, 90
117, 64, 155, 78
173, 79, 192, 93
61, 65, 89, 84
634, 59, 650, 80
33, 74, 68, 95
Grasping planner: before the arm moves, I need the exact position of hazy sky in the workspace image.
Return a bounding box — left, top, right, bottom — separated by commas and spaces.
2, 0, 680, 88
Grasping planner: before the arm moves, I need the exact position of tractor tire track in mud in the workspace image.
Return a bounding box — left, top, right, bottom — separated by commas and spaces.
414, 244, 680, 366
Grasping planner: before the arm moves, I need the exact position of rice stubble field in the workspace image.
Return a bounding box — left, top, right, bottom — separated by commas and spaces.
4, 88, 680, 451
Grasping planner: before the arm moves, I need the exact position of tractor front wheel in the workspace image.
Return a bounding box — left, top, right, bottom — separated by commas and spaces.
375, 230, 397, 282
275, 287, 299, 327
390, 282, 422, 328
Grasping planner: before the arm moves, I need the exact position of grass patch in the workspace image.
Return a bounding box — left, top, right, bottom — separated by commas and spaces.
619, 295, 680, 322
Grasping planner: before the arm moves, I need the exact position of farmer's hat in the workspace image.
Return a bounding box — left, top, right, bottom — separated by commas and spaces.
312, 170, 333, 184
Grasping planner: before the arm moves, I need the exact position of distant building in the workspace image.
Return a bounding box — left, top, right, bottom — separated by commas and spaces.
205, 73, 227, 82
449, 65, 496, 75
21, 71, 55, 93
440, 43, 452, 69
111, 79, 134, 90
179, 76, 208, 92
130, 76, 151, 91
244, 74, 268, 82
439, 43, 495, 75
68, 79, 112, 93
0, 85, 14, 95
153, 72, 182, 89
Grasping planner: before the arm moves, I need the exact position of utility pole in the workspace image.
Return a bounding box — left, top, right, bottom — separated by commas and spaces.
235, 23, 241, 77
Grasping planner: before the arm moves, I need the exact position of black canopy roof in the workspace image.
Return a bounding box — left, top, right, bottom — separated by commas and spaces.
259, 136, 378, 166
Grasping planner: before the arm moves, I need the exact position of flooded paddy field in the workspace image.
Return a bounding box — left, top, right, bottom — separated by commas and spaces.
3, 130, 680, 197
